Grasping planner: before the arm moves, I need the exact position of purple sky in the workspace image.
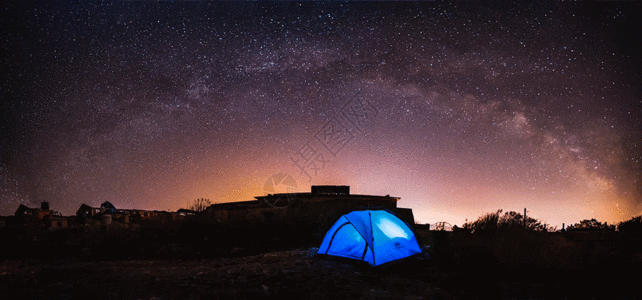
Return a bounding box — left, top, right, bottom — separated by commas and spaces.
1, 2, 641, 228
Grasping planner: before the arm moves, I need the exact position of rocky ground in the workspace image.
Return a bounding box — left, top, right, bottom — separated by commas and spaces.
1, 247, 638, 300
0, 249, 452, 300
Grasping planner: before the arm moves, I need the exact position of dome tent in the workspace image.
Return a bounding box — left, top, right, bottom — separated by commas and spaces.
317, 210, 422, 266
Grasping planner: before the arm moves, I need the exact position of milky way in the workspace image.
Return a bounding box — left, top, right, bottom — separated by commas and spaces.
2, 2, 641, 227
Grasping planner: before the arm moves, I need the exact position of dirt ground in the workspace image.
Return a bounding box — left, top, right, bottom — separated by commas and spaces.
0, 249, 452, 300
2, 248, 638, 300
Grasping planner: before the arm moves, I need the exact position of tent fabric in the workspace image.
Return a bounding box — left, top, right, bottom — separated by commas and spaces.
318, 210, 422, 266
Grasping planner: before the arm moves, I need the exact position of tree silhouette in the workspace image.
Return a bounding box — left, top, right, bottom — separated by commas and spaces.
462, 209, 552, 234
618, 215, 642, 234
188, 198, 212, 212
567, 218, 615, 231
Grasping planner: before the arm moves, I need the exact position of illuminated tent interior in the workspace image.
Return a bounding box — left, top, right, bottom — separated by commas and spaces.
318, 210, 422, 266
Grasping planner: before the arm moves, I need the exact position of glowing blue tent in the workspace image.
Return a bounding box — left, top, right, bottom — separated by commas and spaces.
318, 210, 422, 266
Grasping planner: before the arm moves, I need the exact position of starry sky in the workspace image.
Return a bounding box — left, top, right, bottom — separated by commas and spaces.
1, 2, 641, 228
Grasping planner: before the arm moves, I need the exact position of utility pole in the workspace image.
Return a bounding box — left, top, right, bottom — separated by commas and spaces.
524, 208, 527, 229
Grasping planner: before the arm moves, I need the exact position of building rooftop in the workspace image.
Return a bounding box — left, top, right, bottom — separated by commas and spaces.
205, 185, 400, 212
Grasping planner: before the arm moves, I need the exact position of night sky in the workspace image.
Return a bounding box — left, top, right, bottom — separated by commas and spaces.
2, 2, 641, 228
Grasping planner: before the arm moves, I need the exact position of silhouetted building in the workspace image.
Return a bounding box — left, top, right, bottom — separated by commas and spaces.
100, 201, 117, 213
46, 215, 68, 228
311, 185, 350, 195
202, 185, 416, 235
76, 204, 100, 218
16, 203, 52, 219
75, 203, 184, 225
14, 202, 67, 229
177, 208, 197, 216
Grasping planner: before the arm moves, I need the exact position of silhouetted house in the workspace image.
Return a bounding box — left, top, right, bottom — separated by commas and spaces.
14, 202, 67, 229
74, 203, 183, 225
45, 215, 68, 228
76, 204, 100, 218
120, 209, 162, 221
15, 204, 36, 218
15, 202, 53, 220
101, 201, 117, 213
177, 208, 197, 216
202, 185, 416, 236
77, 203, 124, 225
